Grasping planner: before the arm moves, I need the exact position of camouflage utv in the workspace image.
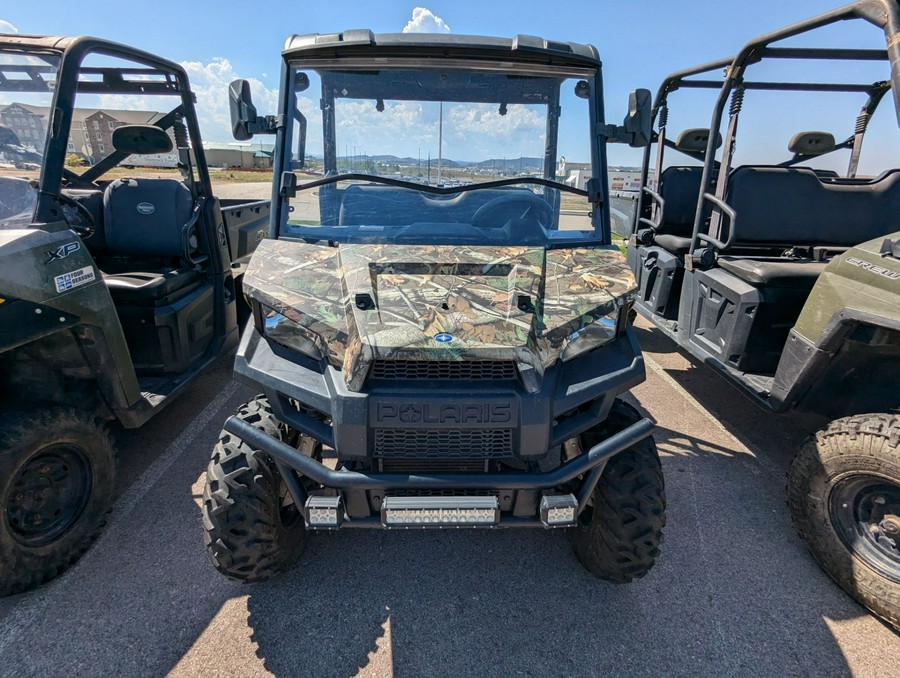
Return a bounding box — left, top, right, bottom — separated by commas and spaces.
201, 31, 666, 583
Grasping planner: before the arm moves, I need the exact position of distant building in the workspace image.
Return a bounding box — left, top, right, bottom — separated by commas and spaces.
608, 170, 643, 192
0, 102, 176, 165
200, 142, 275, 169
562, 166, 648, 193
0, 103, 47, 153
565, 168, 592, 191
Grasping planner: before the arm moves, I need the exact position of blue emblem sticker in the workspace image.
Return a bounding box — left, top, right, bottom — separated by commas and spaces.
434, 333, 453, 343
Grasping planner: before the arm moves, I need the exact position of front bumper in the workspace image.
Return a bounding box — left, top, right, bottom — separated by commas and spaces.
234, 325, 646, 462
230, 325, 649, 527
223, 413, 654, 528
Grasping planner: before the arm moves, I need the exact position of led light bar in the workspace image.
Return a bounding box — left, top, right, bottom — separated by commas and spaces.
539, 494, 578, 527
304, 495, 344, 529
381, 496, 499, 528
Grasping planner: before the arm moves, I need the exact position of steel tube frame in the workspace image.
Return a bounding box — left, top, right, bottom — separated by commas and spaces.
222, 414, 654, 491
690, 0, 900, 252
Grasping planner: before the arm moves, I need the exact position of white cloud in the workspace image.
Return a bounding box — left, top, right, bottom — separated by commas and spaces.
93, 58, 280, 144
332, 98, 547, 161
179, 58, 280, 143
0, 19, 18, 34
402, 7, 450, 34
447, 103, 544, 141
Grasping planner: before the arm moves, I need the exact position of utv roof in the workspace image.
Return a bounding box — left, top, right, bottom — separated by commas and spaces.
0, 34, 186, 74
283, 30, 600, 70
0, 34, 80, 52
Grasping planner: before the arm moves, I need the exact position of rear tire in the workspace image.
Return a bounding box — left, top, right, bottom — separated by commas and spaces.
788, 414, 900, 631
0, 407, 115, 596
202, 396, 307, 583
569, 399, 666, 582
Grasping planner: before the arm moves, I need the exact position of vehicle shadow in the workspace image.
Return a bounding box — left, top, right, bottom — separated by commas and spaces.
245, 402, 869, 676
0, 359, 250, 671
630, 323, 678, 354
633, 319, 828, 470
245, 527, 856, 676
633, 323, 899, 638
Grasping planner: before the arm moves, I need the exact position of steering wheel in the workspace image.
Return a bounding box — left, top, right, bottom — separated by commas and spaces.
471, 193, 554, 231
56, 193, 96, 239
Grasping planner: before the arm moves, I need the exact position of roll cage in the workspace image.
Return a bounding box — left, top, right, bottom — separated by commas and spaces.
634, 0, 900, 254
0, 35, 212, 219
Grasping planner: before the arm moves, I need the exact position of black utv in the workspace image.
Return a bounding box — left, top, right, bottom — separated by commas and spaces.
201, 31, 667, 584
0, 35, 268, 594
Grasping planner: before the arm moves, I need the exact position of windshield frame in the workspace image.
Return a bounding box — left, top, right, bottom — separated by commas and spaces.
271, 55, 611, 246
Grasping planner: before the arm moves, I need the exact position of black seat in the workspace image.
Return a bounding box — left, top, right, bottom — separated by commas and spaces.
339, 185, 534, 226
653, 233, 692, 254
712, 166, 900, 289
101, 178, 200, 300
651, 166, 714, 254
717, 256, 827, 289
724, 166, 900, 249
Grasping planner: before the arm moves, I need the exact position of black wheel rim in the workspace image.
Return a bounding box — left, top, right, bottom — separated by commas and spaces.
829, 475, 900, 584
5, 445, 93, 547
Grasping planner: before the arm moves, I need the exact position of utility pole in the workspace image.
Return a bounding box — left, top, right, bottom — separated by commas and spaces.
437, 101, 443, 186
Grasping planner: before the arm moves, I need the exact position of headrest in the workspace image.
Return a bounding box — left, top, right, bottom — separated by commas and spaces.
788, 131, 835, 156
675, 128, 722, 153
112, 124, 173, 155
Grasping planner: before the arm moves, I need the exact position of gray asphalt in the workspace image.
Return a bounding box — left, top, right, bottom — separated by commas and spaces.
0, 318, 897, 677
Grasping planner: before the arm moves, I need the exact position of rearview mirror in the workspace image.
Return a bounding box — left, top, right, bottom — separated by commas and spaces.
112, 124, 173, 155
622, 89, 652, 148
229, 79, 258, 141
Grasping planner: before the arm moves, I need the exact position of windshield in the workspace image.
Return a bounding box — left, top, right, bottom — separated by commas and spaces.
0, 50, 58, 226
281, 64, 600, 246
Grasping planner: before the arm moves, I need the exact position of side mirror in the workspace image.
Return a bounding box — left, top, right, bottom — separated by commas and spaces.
229, 79, 280, 140
622, 89, 652, 148
229, 79, 258, 141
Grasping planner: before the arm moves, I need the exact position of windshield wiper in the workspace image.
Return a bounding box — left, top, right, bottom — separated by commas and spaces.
287, 172, 589, 197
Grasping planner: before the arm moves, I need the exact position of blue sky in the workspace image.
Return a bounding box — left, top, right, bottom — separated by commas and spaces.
3, 1, 899, 171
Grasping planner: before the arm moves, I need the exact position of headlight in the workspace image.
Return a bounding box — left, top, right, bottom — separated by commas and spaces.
262, 305, 324, 361
561, 312, 618, 362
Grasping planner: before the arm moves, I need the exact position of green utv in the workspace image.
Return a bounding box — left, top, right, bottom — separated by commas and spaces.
202, 31, 667, 583
0, 36, 268, 595
627, 0, 900, 629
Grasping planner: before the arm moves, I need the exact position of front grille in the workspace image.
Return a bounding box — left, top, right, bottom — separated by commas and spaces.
370, 360, 517, 381
374, 428, 514, 458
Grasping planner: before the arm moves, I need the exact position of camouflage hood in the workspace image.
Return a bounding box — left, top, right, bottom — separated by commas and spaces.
243, 240, 636, 391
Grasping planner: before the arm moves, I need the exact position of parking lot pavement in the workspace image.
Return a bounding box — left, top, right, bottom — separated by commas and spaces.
1, 319, 898, 677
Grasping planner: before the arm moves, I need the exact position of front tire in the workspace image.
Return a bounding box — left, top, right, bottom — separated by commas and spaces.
0, 407, 115, 596
569, 399, 666, 582
788, 413, 900, 631
202, 396, 307, 583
